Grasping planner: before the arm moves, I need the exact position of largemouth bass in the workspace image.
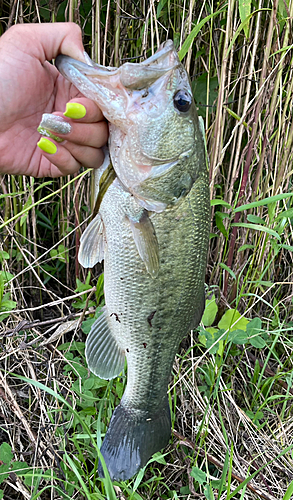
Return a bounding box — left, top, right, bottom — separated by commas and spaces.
56, 41, 210, 481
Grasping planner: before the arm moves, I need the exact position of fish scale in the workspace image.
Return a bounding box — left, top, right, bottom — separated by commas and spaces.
55, 40, 210, 481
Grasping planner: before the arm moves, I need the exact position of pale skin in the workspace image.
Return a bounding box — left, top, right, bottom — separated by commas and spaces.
0, 23, 108, 177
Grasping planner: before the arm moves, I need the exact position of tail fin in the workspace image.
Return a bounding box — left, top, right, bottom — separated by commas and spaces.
98, 399, 171, 481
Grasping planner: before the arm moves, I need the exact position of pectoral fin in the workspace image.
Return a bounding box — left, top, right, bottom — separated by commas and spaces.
78, 213, 105, 268
85, 308, 125, 379
128, 211, 159, 278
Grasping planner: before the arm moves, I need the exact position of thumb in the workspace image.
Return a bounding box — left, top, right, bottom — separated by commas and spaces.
2, 22, 86, 63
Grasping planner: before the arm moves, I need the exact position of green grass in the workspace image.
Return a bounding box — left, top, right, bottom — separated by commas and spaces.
1, 0, 293, 498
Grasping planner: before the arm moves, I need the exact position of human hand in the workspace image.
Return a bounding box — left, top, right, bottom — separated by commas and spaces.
0, 23, 108, 177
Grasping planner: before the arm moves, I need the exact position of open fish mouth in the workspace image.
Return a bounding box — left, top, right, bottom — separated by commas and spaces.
55, 40, 181, 125
56, 40, 179, 90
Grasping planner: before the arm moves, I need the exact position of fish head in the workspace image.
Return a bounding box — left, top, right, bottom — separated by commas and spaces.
56, 41, 205, 211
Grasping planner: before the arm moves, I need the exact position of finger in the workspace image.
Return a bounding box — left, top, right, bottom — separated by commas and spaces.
39, 104, 109, 148
3, 23, 86, 64
63, 97, 105, 123
37, 137, 104, 177
39, 114, 108, 149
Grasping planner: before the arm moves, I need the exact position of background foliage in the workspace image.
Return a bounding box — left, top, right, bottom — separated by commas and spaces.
1, 0, 293, 499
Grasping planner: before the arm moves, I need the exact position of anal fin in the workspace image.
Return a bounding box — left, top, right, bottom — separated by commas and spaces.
85, 309, 125, 379
78, 213, 105, 269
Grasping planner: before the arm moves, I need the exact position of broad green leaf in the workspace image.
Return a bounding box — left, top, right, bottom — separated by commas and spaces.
0, 299, 17, 311
219, 263, 236, 280
280, 244, 293, 252
238, 244, 255, 252
202, 295, 218, 326
204, 483, 215, 500
231, 223, 281, 241
215, 212, 229, 238
0, 271, 14, 284
250, 335, 266, 348
0, 442, 13, 464
211, 199, 231, 208
0, 464, 9, 485
238, 0, 251, 38
247, 214, 265, 224
11, 461, 29, 473
0, 251, 9, 260
229, 329, 248, 344
151, 451, 167, 465
83, 377, 95, 390
191, 466, 207, 484
234, 193, 293, 213
81, 318, 96, 334
246, 317, 262, 335
218, 309, 249, 332
276, 208, 293, 220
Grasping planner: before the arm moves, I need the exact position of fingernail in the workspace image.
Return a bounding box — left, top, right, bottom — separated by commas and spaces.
39, 113, 71, 135
37, 126, 64, 143
37, 138, 57, 155
64, 102, 86, 119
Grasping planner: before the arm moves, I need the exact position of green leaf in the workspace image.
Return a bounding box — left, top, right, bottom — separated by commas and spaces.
20, 196, 32, 227
247, 214, 265, 224
249, 336, 266, 348
0, 489, 3, 499
282, 479, 293, 500
231, 223, 281, 241
211, 199, 231, 208
0, 442, 13, 464
0, 251, 9, 260
0, 464, 10, 484
229, 329, 248, 344
95, 273, 104, 303
11, 461, 29, 474
202, 295, 218, 326
218, 309, 249, 332
179, 5, 227, 59
276, 208, 293, 220
238, 0, 251, 38
83, 377, 95, 390
191, 466, 207, 484
219, 263, 236, 280
246, 317, 262, 335
238, 244, 255, 252
81, 317, 96, 334
204, 483, 215, 500
0, 299, 17, 312
0, 271, 14, 284
215, 212, 228, 238
150, 451, 167, 465
234, 193, 293, 213
280, 244, 293, 252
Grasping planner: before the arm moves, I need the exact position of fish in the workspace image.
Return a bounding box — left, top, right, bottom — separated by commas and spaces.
55, 40, 210, 481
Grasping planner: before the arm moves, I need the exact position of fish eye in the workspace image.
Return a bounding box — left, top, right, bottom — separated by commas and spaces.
173, 90, 192, 113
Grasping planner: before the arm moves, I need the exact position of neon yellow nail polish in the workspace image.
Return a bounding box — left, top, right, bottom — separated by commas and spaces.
37, 138, 57, 155
64, 102, 86, 119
